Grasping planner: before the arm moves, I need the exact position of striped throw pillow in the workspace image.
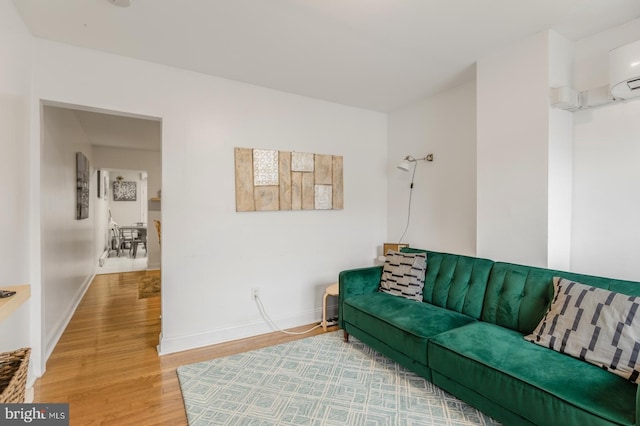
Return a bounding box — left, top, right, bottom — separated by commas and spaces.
379, 250, 427, 302
526, 277, 640, 383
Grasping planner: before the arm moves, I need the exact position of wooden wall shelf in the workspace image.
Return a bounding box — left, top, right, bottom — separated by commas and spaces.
149, 197, 161, 212
0, 285, 31, 324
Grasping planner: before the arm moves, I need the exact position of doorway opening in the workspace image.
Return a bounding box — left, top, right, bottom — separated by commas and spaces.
39, 102, 162, 365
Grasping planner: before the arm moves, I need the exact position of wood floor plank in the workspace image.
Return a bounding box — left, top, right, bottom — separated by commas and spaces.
34, 270, 335, 425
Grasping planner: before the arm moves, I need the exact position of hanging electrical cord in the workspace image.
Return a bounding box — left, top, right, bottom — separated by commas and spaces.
254, 294, 322, 335
398, 161, 418, 243
396, 153, 434, 243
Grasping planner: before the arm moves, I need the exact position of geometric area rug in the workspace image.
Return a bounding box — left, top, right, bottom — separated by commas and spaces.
177, 331, 501, 425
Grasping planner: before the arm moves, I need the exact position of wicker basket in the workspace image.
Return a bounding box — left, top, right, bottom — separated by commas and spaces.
0, 347, 31, 403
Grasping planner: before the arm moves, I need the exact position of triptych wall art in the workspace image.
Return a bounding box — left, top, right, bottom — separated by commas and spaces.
234, 147, 343, 212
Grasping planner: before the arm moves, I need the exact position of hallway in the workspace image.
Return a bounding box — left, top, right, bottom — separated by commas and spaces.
32, 270, 180, 425
97, 252, 149, 274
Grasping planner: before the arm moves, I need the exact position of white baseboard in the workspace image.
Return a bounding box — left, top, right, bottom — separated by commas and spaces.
98, 249, 109, 267
158, 308, 322, 355
24, 386, 34, 403
45, 273, 95, 361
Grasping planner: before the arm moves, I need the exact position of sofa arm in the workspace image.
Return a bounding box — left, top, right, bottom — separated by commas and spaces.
338, 266, 382, 328
339, 266, 383, 298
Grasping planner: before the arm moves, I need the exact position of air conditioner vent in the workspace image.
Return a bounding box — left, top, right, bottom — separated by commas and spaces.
627, 78, 640, 91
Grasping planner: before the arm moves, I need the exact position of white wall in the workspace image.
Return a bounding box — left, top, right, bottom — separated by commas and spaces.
94, 146, 161, 269
476, 31, 574, 268
387, 31, 574, 267
0, 0, 33, 358
387, 23, 640, 281
477, 31, 551, 266
547, 106, 573, 271
41, 106, 96, 358
32, 39, 387, 354
571, 19, 640, 281
547, 32, 574, 271
572, 101, 640, 281
93, 169, 110, 260
387, 80, 477, 256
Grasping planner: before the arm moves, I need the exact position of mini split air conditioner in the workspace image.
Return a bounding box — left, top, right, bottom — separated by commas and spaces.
610, 39, 640, 100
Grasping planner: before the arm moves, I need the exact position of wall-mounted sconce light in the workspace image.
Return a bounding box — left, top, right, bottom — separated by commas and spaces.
397, 154, 434, 172
396, 153, 434, 243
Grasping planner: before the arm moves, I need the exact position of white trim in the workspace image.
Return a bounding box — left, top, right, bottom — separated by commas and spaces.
140, 180, 148, 223
158, 308, 322, 355
24, 387, 34, 403
29, 101, 44, 379
45, 272, 95, 360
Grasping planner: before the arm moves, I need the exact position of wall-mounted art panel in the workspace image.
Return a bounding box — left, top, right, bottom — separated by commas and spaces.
279, 151, 292, 210
291, 172, 302, 211
301, 172, 315, 210
253, 149, 279, 186
314, 155, 332, 185
332, 156, 344, 210
76, 152, 89, 219
254, 186, 280, 211
291, 152, 314, 172
314, 185, 332, 210
235, 147, 343, 212
235, 148, 255, 212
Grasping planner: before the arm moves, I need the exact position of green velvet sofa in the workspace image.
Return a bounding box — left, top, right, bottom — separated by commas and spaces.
338, 248, 640, 426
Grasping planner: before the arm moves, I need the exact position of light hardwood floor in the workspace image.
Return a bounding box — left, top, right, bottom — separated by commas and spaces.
34, 270, 336, 425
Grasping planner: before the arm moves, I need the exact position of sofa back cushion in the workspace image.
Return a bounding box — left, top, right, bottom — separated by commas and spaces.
402, 248, 494, 319
379, 250, 427, 301
483, 262, 640, 334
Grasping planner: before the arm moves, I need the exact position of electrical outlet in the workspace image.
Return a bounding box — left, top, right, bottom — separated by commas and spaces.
251, 288, 260, 300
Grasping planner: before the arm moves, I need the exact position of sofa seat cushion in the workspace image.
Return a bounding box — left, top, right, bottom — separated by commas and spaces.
343, 292, 476, 366
429, 322, 636, 425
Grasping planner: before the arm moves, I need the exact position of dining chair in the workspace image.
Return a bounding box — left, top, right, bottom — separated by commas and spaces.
130, 228, 147, 258
120, 228, 136, 256
110, 224, 122, 256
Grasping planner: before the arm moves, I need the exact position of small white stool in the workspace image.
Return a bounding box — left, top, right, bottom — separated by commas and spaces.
322, 282, 339, 331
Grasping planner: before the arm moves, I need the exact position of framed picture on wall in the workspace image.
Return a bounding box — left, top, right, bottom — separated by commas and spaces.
76, 152, 90, 219
103, 171, 109, 198
383, 243, 409, 255
97, 170, 103, 199
113, 180, 137, 201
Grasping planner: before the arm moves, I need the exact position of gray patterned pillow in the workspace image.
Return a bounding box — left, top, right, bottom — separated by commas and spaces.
379, 250, 426, 302
525, 277, 640, 383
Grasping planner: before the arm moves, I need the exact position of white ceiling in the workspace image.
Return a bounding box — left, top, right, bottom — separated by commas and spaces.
13, 0, 640, 112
